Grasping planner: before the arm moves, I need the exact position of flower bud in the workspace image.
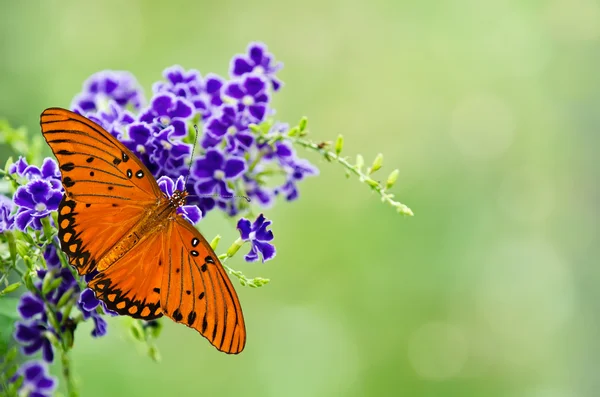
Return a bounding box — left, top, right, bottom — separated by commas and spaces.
299, 116, 308, 132
210, 235, 221, 251
385, 169, 399, 189
335, 134, 343, 155
355, 154, 364, 171
0, 282, 21, 296
369, 153, 383, 174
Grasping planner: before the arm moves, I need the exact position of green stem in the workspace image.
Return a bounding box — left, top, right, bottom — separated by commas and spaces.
61, 350, 78, 397
288, 136, 414, 216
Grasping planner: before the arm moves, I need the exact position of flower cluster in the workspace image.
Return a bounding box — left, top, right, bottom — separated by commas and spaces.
0, 40, 412, 396
70, 41, 316, 218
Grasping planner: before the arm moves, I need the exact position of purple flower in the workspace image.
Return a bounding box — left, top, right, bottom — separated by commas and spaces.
275, 158, 319, 201
10, 361, 57, 397
237, 214, 276, 262
157, 176, 202, 224
17, 293, 45, 320
243, 175, 274, 208
77, 289, 110, 337
230, 42, 283, 91
123, 121, 191, 179
9, 157, 62, 190
42, 243, 61, 271
149, 125, 192, 167
139, 92, 193, 127
14, 321, 55, 362
201, 104, 254, 153
224, 75, 270, 125
71, 70, 145, 113
13, 179, 63, 231
153, 65, 224, 117
0, 195, 15, 232
81, 100, 136, 141
191, 149, 246, 197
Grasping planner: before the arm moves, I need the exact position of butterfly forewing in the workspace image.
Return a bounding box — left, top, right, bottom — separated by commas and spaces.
41, 108, 162, 202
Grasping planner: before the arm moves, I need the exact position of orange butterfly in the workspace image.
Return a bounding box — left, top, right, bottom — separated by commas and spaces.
40, 107, 246, 354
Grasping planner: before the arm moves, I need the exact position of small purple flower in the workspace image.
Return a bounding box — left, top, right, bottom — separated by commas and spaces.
224, 75, 270, 125
42, 243, 61, 271
201, 104, 254, 153
153, 65, 202, 98
10, 360, 57, 397
77, 289, 110, 337
139, 92, 193, 128
9, 157, 62, 190
150, 125, 192, 167
13, 179, 63, 231
81, 100, 136, 141
157, 176, 202, 224
17, 293, 45, 320
13, 321, 55, 362
191, 149, 246, 197
275, 158, 319, 201
123, 121, 191, 179
237, 214, 276, 262
243, 175, 274, 208
153, 65, 224, 117
0, 195, 15, 232
71, 70, 145, 113
230, 42, 283, 91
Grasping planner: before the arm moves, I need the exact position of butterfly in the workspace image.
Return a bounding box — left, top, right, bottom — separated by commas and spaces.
40, 107, 246, 354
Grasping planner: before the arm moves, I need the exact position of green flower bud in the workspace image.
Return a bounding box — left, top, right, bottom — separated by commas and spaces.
299, 116, 308, 132
369, 153, 383, 174
385, 169, 400, 189
210, 235, 221, 251
0, 282, 21, 296
148, 344, 162, 362
335, 134, 344, 155
355, 154, 364, 171
226, 237, 245, 258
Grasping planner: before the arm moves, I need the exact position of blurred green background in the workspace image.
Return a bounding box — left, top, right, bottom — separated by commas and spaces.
1, 0, 598, 396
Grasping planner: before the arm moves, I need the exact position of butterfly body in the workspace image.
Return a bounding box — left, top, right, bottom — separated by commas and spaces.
94, 189, 186, 272
41, 108, 246, 354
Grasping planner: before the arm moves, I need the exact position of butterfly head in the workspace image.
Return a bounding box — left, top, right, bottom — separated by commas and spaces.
169, 190, 188, 208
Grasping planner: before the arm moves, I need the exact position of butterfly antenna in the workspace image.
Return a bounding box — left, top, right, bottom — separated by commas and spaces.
188, 194, 252, 203
184, 124, 200, 187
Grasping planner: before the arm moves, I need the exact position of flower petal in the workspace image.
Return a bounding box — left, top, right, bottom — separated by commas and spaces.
224, 157, 247, 179
231, 57, 253, 77
170, 98, 193, 119
13, 187, 36, 208
91, 315, 107, 337
253, 240, 276, 262
237, 218, 252, 240
152, 93, 175, 116
17, 293, 45, 320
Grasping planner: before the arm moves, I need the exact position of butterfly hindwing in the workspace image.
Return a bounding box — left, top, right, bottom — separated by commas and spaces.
161, 217, 246, 354
87, 227, 166, 320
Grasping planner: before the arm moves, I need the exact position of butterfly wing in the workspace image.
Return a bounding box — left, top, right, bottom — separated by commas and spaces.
87, 226, 165, 320
40, 107, 162, 275
161, 216, 246, 354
